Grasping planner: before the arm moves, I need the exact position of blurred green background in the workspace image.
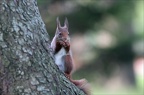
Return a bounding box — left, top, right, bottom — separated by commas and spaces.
37, 0, 144, 95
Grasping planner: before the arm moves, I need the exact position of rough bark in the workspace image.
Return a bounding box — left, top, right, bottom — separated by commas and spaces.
0, 0, 85, 95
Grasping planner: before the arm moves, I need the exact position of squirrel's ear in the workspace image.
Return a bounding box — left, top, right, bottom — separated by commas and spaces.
56, 17, 61, 29
64, 17, 69, 29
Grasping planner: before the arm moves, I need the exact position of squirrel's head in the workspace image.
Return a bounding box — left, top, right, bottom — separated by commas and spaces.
56, 17, 69, 41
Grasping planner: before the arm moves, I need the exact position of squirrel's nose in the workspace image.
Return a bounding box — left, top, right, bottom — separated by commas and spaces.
62, 37, 70, 42
66, 37, 70, 41
64, 38, 67, 41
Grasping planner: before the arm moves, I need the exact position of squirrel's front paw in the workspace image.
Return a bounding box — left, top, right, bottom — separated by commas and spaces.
66, 43, 70, 47
65, 41, 70, 47
59, 41, 66, 47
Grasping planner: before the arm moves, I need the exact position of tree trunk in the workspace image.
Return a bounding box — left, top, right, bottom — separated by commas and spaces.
0, 0, 85, 95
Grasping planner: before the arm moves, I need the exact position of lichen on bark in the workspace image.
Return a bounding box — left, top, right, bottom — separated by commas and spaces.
0, 0, 86, 95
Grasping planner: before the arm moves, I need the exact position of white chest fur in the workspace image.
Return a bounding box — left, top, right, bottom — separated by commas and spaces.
54, 47, 66, 72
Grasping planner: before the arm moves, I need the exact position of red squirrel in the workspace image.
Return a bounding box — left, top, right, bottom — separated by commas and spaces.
51, 17, 90, 95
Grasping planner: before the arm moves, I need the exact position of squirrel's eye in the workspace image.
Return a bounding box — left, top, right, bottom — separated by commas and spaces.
59, 33, 62, 36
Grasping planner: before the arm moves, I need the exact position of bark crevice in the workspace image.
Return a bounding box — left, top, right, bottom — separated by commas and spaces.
0, 0, 86, 95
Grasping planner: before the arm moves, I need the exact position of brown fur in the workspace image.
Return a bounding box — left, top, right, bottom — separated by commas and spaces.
51, 17, 90, 95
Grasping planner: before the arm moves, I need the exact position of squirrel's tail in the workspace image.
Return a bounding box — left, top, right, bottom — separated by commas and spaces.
70, 78, 91, 95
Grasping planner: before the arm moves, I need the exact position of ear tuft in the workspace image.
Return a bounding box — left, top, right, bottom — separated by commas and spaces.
56, 17, 61, 29
64, 17, 69, 29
